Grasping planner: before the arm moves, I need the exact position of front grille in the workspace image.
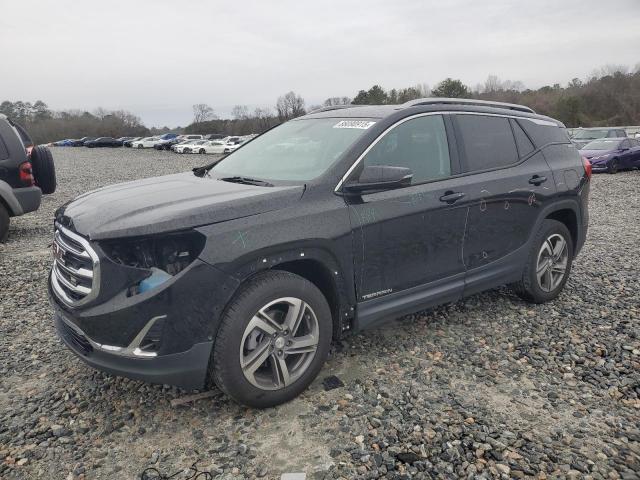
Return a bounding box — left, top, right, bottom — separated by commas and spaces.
58, 318, 93, 355
51, 225, 100, 306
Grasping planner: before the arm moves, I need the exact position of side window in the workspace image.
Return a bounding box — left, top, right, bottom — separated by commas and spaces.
617, 130, 626, 137
620, 139, 630, 149
0, 136, 9, 160
362, 115, 451, 183
511, 119, 535, 158
456, 115, 518, 171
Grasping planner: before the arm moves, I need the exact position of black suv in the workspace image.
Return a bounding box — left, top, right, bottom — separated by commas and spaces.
49, 98, 590, 407
0, 114, 56, 241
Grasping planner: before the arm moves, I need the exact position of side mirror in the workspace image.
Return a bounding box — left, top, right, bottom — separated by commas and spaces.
343, 165, 412, 194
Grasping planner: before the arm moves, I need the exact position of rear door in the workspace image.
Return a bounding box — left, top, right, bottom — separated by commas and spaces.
346, 114, 467, 309
451, 113, 556, 295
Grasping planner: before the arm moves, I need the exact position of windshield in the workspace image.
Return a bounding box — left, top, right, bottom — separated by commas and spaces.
582, 139, 621, 150
573, 129, 610, 140
211, 118, 375, 181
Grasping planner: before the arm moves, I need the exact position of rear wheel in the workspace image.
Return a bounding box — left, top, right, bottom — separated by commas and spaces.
210, 271, 332, 408
608, 158, 619, 174
30, 145, 57, 194
511, 219, 573, 303
0, 203, 9, 242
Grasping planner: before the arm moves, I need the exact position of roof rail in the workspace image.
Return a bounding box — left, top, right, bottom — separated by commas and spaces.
309, 104, 364, 114
401, 97, 535, 114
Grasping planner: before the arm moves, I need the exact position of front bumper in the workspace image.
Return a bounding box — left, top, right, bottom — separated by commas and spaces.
55, 313, 212, 390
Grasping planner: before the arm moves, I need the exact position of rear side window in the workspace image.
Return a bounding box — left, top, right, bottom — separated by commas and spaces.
456, 115, 518, 171
0, 136, 9, 160
510, 119, 535, 158
362, 114, 452, 184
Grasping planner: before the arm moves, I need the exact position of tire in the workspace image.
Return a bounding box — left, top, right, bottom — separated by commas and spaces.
210, 271, 332, 408
137, 144, 143, 149
608, 158, 619, 174
30, 145, 57, 194
511, 219, 573, 303
199, 148, 206, 154
0, 203, 9, 243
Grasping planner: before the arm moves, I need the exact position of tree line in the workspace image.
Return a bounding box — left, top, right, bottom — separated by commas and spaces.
3, 64, 638, 143
0, 101, 150, 144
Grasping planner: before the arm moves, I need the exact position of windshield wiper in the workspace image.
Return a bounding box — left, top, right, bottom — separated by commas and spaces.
220, 176, 274, 187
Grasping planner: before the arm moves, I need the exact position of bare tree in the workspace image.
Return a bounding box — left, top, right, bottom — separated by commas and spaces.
192, 104, 216, 123
323, 96, 351, 107
231, 105, 249, 120
276, 92, 306, 121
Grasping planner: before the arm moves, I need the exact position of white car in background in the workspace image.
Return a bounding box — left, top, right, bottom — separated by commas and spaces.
195, 140, 227, 154
174, 140, 207, 153
223, 138, 249, 154
131, 136, 160, 148
178, 134, 204, 141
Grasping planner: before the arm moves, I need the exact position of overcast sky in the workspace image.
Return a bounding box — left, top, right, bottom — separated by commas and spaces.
2, 0, 639, 127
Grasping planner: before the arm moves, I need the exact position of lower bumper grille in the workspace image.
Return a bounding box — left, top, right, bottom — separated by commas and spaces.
58, 318, 93, 355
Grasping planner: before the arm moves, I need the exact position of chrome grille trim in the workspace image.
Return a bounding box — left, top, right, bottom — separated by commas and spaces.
51, 224, 100, 307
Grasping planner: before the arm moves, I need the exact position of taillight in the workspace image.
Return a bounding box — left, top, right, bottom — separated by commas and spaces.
19, 162, 35, 186
582, 156, 592, 180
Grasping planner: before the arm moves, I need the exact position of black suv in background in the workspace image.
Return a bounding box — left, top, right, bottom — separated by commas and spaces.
0, 114, 56, 241
49, 98, 590, 407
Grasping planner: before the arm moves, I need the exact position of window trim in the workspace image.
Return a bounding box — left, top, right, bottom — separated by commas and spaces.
334, 111, 561, 193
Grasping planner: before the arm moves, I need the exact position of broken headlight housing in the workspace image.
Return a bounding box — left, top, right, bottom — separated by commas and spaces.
100, 230, 206, 295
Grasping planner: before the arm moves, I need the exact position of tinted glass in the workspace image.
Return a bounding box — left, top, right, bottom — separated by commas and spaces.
212, 118, 373, 181
457, 115, 518, 171
0, 136, 9, 160
362, 115, 451, 183
511, 119, 535, 157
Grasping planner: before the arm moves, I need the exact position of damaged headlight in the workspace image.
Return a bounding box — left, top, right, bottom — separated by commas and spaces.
100, 230, 206, 295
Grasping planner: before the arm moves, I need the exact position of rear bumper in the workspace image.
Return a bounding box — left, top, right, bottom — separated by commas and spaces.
13, 186, 42, 214
0, 181, 41, 216
55, 312, 212, 390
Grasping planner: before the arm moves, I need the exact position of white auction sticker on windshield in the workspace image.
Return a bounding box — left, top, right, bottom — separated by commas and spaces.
333, 120, 376, 129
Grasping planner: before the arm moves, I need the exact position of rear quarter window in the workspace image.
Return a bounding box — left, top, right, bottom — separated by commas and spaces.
517, 118, 569, 147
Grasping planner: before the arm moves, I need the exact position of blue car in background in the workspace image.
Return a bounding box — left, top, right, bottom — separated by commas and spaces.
53, 139, 75, 147
580, 138, 640, 174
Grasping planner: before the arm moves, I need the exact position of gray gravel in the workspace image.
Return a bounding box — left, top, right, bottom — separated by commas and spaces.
1, 147, 639, 480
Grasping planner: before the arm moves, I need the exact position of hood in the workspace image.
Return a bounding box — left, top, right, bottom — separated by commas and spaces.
59, 172, 304, 240
580, 149, 615, 161
572, 139, 594, 148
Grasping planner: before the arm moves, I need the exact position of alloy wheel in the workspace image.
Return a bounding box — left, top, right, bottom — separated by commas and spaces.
240, 297, 319, 391
536, 233, 569, 292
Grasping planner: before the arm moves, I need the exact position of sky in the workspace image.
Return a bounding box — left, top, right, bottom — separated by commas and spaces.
2, 0, 639, 127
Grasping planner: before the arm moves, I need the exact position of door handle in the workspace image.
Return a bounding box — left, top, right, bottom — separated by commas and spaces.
439, 191, 465, 204
529, 175, 547, 186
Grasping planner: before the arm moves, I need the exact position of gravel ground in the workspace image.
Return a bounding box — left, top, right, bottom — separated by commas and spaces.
1, 147, 639, 480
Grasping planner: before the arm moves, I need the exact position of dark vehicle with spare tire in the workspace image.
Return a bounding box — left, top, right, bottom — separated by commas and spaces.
0, 114, 56, 241
48, 98, 590, 407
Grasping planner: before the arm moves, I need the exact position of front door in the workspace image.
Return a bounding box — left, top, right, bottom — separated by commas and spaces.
345, 114, 467, 307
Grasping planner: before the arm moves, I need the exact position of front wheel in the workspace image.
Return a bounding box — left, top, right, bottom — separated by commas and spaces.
608, 158, 619, 174
137, 144, 143, 149
199, 148, 206, 154
511, 219, 573, 303
209, 271, 332, 408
